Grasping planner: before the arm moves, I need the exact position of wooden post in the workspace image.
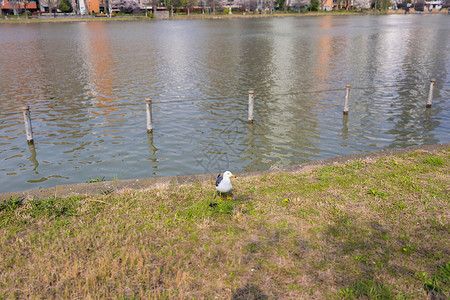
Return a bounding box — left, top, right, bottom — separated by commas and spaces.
146, 98, 153, 133
343, 84, 351, 115
248, 90, 254, 123
22, 106, 34, 144
426, 79, 436, 108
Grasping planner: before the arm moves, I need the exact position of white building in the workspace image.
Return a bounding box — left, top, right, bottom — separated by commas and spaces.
424, 0, 444, 10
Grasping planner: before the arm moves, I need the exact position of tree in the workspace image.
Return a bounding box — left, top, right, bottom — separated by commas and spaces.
275, 0, 283, 10
42, 0, 61, 16
166, 0, 174, 16
292, 0, 308, 10
414, 0, 424, 11
111, 0, 143, 13
235, 0, 249, 11
353, 0, 370, 9
285, 0, 291, 11
150, 0, 158, 16
59, 0, 73, 12
206, 0, 222, 14
9, 0, 20, 16
309, 0, 318, 10
23, 0, 30, 19
185, 0, 198, 16
371, 0, 391, 10
70, 0, 78, 13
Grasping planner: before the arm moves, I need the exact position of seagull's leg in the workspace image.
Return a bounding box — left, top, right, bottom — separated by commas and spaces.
226, 192, 232, 201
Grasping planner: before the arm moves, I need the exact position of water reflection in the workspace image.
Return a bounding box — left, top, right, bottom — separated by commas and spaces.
0, 16, 449, 193
78, 22, 120, 118
27, 143, 39, 171
386, 18, 447, 148
342, 114, 349, 140
147, 132, 158, 155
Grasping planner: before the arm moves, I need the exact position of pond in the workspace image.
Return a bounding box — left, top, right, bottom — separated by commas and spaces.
0, 15, 449, 193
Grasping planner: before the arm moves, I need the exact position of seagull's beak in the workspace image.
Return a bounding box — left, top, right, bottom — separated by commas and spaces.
232, 175, 236, 178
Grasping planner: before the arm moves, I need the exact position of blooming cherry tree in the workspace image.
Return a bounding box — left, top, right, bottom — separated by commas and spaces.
111, 0, 144, 13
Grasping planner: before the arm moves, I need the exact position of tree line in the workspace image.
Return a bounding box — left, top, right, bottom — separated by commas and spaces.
2, 0, 449, 18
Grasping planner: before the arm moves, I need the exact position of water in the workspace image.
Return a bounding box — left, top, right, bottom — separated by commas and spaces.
0, 15, 449, 193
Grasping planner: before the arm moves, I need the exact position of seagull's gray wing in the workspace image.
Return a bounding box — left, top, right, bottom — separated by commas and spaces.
215, 174, 223, 187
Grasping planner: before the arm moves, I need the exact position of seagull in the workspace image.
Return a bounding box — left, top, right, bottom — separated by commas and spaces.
215, 171, 236, 200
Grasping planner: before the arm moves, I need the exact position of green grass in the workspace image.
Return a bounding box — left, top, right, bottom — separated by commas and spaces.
0, 10, 369, 24
87, 176, 106, 183
0, 147, 448, 298
423, 155, 444, 166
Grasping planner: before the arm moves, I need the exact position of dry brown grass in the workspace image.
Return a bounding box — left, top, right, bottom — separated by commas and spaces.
0, 147, 449, 299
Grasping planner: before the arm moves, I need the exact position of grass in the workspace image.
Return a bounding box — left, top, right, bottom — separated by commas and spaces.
87, 176, 106, 183
0, 147, 449, 298
0, 10, 369, 24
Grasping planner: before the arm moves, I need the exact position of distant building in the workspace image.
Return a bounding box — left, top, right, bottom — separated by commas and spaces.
83, 0, 101, 13
1, 0, 39, 15
320, 0, 333, 10
70, 0, 106, 14
424, 0, 444, 11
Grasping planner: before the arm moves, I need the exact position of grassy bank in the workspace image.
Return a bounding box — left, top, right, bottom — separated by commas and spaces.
1, 147, 449, 298
0, 16, 149, 23
0, 11, 366, 24
1, 9, 447, 24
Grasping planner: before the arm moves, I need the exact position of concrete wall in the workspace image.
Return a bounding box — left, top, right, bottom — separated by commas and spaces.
153, 10, 169, 19
154, 10, 169, 19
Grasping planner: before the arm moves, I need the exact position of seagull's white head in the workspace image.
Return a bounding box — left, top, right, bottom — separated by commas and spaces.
223, 171, 236, 179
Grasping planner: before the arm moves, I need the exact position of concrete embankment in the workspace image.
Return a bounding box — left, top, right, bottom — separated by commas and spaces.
1, 143, 448, 201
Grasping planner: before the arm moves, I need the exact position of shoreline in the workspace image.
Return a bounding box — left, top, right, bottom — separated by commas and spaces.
0, 10, 447, 24
1, 142, 448, 201
0, 140, 448, 298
